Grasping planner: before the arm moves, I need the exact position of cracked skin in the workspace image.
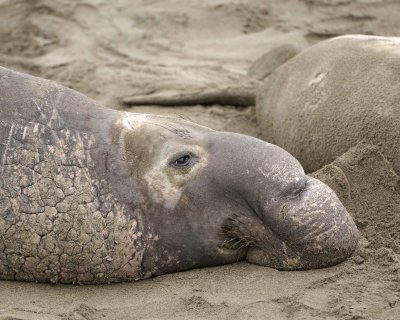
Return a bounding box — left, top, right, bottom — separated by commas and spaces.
0, 66, 358, 284
0, 67, 143, 284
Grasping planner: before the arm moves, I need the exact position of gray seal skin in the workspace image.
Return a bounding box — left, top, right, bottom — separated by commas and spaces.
257, 35, 400, 173
0, 66, 358, 284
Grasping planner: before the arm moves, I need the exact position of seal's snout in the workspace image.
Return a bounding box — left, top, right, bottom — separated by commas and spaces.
279, 175, 309, 199
247, 176, 359, 270
290, 177, 358, 250
207, 132, 358, 270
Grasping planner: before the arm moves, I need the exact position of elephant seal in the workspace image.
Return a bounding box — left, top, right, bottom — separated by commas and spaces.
257, 35, 400, 173
0, 66, 357, 284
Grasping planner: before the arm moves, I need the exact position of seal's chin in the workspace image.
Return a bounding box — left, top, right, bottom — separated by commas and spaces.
247, 247, 302, 270
242, 216, 308, 270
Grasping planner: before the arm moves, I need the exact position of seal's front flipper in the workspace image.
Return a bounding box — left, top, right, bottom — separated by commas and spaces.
122, 87, 256, 107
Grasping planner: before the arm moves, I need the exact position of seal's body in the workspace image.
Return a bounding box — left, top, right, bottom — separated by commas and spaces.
257, 35, 400, 173
0, 67, 140, 284
0, 67, 357, 284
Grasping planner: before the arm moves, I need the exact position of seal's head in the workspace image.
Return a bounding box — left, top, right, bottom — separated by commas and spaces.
115, 113, 358, 277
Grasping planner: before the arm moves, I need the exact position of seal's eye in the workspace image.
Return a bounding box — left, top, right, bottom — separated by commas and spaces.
175, 155, 190, 166
170, 152, 195, 168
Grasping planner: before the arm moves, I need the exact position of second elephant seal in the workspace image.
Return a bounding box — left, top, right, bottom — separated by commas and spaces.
257, 35, 400, 172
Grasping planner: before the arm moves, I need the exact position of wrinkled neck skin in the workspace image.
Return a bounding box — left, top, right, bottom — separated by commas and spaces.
113, 113, 358, 279
0, 67, 146, 283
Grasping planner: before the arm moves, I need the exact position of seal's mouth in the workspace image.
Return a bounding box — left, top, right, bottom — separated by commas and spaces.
220, 214, 254, 251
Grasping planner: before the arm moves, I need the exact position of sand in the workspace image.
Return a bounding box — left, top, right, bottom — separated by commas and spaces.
0, 0, 400, 319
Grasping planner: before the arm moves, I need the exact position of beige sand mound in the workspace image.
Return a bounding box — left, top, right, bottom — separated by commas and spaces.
312, 142, 400, 257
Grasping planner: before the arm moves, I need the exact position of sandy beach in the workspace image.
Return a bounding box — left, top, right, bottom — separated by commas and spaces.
0, 0, 400, 319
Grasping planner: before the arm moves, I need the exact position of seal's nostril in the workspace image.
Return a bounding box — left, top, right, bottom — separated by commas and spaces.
297, 177, 308, 193
286, 177, 308, 198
